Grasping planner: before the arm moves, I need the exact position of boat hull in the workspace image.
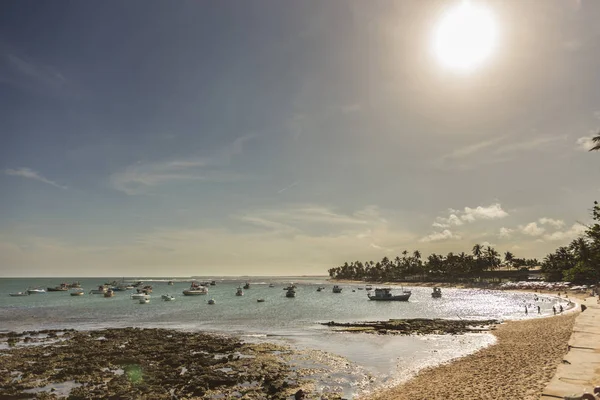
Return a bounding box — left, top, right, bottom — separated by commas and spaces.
368, 294, 411, 301
182, 290, 207, 296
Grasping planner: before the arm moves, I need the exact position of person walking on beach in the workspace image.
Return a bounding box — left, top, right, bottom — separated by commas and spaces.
525, 306, 528, 315
559, 305, 563, 313
537, 305, 540, 314
553, 306, 556, 315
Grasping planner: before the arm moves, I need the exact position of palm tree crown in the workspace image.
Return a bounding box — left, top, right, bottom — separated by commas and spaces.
590, 132, 600, 151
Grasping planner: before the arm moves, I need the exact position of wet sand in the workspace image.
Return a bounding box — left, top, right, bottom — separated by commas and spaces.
365, 313, 577, 400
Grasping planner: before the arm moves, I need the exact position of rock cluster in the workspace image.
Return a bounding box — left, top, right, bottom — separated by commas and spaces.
0, 328, 324, 399
321, 318, 498, 335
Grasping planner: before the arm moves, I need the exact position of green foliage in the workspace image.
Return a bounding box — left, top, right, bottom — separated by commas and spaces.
562, 261, 600, 284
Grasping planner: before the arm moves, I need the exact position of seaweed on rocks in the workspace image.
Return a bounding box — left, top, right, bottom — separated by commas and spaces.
321, 318, 499, 335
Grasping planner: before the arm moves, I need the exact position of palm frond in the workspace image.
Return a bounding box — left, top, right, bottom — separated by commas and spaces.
590, 133, 600, 151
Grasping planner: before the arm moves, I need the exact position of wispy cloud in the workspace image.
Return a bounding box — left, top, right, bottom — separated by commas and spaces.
277, 181, 299, 194
4, 168, 67, 189
543, 223, 586, 241
538, 217, 565, 228
498, 227, 514, 238
520, 222, 545, 237
438, 134, 568, 169
420, 229, 459, 243
110, 135, 256, 195
4, 53, 66, 89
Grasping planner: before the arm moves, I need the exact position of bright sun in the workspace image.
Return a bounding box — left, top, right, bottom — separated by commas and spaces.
432, 1, 499, 72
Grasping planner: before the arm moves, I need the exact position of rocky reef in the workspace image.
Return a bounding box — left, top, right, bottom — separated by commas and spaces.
0, 328, 341, 399
321, 318, 499, 335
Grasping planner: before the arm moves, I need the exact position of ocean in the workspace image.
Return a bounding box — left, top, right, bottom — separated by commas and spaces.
0, 276, 568, 398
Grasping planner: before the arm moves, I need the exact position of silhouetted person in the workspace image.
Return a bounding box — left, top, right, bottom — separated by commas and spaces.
560, 305, 563, 313
525, 306, 528, 315
537, 305, 541, 314
552, 306, 556, 315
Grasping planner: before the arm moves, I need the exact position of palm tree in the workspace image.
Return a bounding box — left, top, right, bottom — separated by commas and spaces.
589, 132, 600, 151
472, 244, 483, 259
504, 251, 514, 270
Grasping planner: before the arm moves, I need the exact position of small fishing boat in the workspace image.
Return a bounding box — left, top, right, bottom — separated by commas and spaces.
431, 287, 442, 298
161, 294, 175, 301
67, 282, 81, 288
243, 282, 250, 289
332, 285, 343, 293
269, 283, 275, 288
131, 293, 150, 300
139, 297, 150, 304
316, 286, 324, 292
89, 285, 108, 294
47, 284, 69, 292
9, 291, 29, 297
210, 281, 217, 286
365, 285, 373, 291
367, 287, 411, 301
183, 282, 208, 296
27, 288, 46, 295
236, 287, 244, 296
70, 289, 84, 296
285, 287, 296, 298
257, 298, 265, 302
208, 298, 215, 305
104, 290, 114, 298
283, 283, 296, 290
167, 281, 174, 286
357, 287, 364, 290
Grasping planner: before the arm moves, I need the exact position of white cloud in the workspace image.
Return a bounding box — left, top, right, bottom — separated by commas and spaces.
110, 135, 255, 194
420, 229, 459, 243
434, 213, 464, 227
520, 222, 545, 237
480, 241, 496, 248
461, 203, 509, 222
538, 217, 565, 228
498, 227, 513, 238
4, 167, 67, 189
432, 222, 449, 229
576, 135, 597, 151
543, 224, 587, 241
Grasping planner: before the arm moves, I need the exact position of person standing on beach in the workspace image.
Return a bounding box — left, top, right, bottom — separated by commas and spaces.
525, 306, 528, 315
552, 306, 556, 315
537, 305, 540, 314
559, 305, 563, 313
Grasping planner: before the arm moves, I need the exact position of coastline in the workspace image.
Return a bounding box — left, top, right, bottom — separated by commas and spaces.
364, 313, 578, 400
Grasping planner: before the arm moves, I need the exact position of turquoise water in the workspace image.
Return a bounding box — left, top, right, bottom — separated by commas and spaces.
0, 277, 570, 398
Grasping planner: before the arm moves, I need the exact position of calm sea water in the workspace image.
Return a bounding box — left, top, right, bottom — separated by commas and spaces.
0, 276, 569, 398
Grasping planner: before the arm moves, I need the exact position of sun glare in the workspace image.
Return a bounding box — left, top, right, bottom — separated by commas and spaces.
432, 1, 499, 72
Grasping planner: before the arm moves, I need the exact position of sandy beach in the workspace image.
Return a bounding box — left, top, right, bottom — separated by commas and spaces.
365, 313, 577, 400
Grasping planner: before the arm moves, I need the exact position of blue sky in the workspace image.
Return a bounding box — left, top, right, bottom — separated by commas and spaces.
1, 0, 599, 277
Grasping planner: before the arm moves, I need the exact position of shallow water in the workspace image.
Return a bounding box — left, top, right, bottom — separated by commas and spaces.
0, 276, 571, 398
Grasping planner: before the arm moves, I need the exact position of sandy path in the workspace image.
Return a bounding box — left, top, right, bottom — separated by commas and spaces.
366, 314, 577, 400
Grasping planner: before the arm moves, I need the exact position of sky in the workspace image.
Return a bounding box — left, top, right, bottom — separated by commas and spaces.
1, 0, 599, 277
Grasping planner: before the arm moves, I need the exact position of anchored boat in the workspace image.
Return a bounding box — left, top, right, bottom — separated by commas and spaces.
367, 287, 411, 301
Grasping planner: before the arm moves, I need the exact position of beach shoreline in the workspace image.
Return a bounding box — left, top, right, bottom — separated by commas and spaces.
363, 312, 578, 400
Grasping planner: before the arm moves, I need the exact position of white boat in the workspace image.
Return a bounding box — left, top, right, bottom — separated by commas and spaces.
208, 298, 215, 305
332, 285, 343, 293
236, 287, 244, 296
9, 291, 29, 297
168, 281, 174, 286
367, 287, 411, 301
27, 288, 46, 295
89, 285, 108, 294
257, 298, 265, 302
161, 294, 175, 301
268, 283, 275, 288
139, 298, 150, 304
365, 285, 373, 291
70, 289, 84, 296
130, 293, 150, 300
285, 287, 296, 298
183, 282, 208, 296
431, 287, 442, 298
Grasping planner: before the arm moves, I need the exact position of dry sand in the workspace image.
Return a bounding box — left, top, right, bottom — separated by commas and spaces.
366, 313, 577, 400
